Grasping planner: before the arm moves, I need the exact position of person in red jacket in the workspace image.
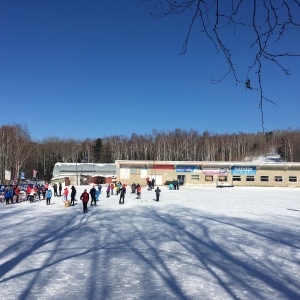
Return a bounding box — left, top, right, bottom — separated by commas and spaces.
14, 185, 20, 203
80, 189, 89, 214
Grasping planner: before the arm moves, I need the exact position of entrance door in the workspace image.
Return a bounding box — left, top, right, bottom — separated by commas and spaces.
149, 174, 162, 185
177, 175, 185, 185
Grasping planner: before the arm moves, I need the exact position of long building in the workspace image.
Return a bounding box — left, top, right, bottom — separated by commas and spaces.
51, 159, 300, 188
115, 159, 300, 188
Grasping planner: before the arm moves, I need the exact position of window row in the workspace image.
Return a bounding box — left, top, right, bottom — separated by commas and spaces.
190, 175, 298, 183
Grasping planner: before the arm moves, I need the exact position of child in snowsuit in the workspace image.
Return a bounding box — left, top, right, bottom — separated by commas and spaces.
46, 189, 52, 205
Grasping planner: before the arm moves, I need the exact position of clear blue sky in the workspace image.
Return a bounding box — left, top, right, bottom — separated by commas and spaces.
1, 1, 299, 141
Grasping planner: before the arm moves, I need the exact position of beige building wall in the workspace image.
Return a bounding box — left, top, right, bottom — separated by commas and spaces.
116, 160, 300, 188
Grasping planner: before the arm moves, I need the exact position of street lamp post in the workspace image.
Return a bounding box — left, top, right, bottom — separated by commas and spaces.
76, 162, 78, 186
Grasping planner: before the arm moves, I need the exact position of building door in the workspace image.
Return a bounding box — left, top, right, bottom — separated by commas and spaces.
177, 175, 185, 185
149, 174, 162, 185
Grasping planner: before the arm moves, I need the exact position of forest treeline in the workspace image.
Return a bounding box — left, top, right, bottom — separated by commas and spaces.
1, 124, 299, 182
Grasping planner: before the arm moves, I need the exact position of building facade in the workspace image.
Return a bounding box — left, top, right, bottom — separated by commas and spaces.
51, 163, 116, 186
115, 160, 300, 188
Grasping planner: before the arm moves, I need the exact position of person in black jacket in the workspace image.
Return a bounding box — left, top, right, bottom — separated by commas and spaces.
155, 187, 161, 202
90, 186, 97, 206
58, 182, 62, 197
119, 185, 126, 205
70, 186, 76, 206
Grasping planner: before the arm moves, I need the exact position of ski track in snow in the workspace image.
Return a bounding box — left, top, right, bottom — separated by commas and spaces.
0, 185, 300, 300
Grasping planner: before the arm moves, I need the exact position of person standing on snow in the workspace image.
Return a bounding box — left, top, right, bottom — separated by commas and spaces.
151, 178, 155, 189
70, 186, 76, 206
80, 189, 89, 214
106, 184, 111, 198
90, 185, 97, 206
46, 188, 52, 206
53, 183, 58, 197
110, 183, 114, 195
136, 184, 141, 199
98, 184, 102, 194
26, 185, 31, 201
119, 184, 126, 204
155, 187, 161, 202
58, 182, 62, 197
14, 185, 20, 203
63, 187, 69, 201
4, 187, 11, 205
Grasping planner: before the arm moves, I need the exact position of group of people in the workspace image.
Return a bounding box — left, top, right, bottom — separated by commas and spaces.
105, 182, 127, 204
2, 180, 163, 213
131, 183, 142, 199
146, 178, 155, 190
52, 182, 63, 197
2, 183, 53, 205
169, 179, 180, 190
78, 183, 127, 213
3, 185, 20, 205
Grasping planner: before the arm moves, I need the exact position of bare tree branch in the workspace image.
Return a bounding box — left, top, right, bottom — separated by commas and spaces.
150, 0, 300, 131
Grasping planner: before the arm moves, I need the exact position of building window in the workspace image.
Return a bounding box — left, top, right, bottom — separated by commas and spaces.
289, 176, 298, 182
246, 176, 255, 182
274, 176, 283, 182
218, 176, 227, 182
205, 175, 213, 181
260, 176, 269, 182
191, 174, 200, 181
233, 176, 241, 181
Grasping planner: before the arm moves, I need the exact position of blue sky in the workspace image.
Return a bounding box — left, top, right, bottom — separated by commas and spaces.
0, 1, 299, 141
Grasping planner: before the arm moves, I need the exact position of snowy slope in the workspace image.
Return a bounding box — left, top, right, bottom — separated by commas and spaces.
0, 185, 300, 300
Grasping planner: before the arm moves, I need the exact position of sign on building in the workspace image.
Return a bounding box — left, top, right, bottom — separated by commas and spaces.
231, 166, 256, 175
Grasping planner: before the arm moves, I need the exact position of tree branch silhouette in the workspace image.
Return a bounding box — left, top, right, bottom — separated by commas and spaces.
150, 0, 300, 132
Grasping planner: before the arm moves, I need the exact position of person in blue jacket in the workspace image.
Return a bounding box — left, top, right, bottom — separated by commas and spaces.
4, 187, 12, 205
46, 188, 52, 206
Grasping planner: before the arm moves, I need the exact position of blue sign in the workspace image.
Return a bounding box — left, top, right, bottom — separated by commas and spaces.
176, 165, 201, 172
231, 166, 256, 175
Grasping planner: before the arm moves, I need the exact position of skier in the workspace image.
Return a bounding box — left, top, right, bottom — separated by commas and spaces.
155, 187, 161, 202
80, 189, 89, 214
119, 184, 126, 204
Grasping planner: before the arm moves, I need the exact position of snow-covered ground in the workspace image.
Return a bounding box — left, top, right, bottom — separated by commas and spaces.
1, 185, 300, 300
